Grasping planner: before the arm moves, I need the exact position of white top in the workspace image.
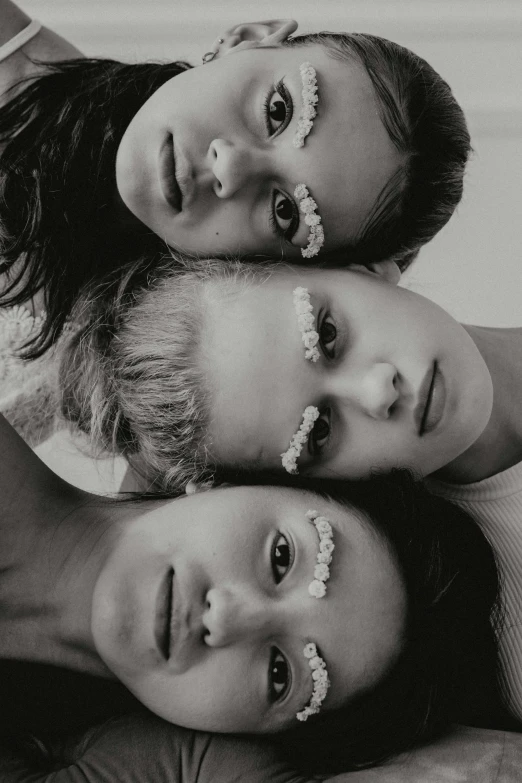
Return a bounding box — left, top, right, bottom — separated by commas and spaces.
428, 461, 522, 722
0, 19, 42, 64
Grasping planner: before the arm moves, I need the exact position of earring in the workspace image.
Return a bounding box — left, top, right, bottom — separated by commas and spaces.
202, 38, 224, 64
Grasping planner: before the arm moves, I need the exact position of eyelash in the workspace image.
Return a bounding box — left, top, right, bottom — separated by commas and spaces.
262, 80, 293, 138
318, 311, 337, 359
263, 81, 299, 245
268, 194, 299, 244
307, 312, 337, 457
308, 409, 331, 457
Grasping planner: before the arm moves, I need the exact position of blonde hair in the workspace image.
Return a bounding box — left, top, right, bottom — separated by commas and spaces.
61, 256, 275, 491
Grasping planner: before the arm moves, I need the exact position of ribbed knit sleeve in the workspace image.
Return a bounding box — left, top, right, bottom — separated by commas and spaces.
428, 461, 522, 721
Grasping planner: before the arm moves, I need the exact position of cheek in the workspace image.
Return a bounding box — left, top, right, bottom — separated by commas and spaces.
130, 656, 261, 732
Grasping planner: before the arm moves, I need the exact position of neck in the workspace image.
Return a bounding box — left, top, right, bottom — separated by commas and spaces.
434, 325, 522, 484
0, 416, 125, 677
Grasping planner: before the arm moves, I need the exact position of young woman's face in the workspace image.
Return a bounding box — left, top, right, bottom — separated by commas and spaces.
202, 268, 493, 479
116, 44, 402, 258
91, 485, 405, 733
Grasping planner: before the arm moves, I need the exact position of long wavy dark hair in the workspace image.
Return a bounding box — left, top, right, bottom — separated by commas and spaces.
0, 57, 189, 357
0, 32, 470, 358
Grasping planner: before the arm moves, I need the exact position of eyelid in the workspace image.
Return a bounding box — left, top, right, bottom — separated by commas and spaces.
263, 79, 294, 139
268, 647, 293, 705
307, 408, 332, 458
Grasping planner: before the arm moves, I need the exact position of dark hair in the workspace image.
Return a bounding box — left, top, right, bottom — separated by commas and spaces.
248, 470, 511, 774
1, 32, 470, 358
0, 57, 190, 358
284, 32, 471, 270
95, 469, 511, 772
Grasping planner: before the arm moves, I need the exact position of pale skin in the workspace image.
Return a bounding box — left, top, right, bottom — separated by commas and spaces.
201, 264, 522, 486
0, 412, 406, 734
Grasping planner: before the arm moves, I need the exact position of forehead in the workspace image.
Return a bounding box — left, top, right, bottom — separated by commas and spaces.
216, 43, 404, 246
203, 273, 310, 467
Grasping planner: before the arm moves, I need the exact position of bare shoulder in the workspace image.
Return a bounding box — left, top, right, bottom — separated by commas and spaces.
0, 2, 84, 107
0, 0, 31, 47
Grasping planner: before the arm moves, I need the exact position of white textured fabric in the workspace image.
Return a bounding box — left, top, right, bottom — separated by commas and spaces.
428, 462, 522, 722
0, 305, 61, 446
0, 20, 42, 64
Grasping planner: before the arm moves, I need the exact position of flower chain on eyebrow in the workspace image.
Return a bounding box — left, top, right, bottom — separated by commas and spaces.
306, 509, 335, 598
281, 405, 319, 474
296, 642, 330, 722
293, 286, 320, 362
293, 62, 319, 149
294, 184, 325, 259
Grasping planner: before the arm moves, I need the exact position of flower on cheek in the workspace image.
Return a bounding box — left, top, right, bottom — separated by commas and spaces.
305, 509, 335, 599
295, 510, 335, 722
292, 62, 319, 149
292, 286, 320, 362
281, 405, 320, 474
296, 641, 330, 722
294, 185, 325, 259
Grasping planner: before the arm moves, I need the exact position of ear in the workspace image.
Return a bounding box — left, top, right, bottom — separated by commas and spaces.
212, 19, 298, 59
350, 260, 401, 286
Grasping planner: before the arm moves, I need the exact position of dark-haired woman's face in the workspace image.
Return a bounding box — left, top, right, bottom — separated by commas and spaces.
91, 485, 405, 733
116, 44, 403, 259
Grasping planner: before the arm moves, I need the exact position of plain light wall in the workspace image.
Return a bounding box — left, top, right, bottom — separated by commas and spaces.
18, 0, 522, 325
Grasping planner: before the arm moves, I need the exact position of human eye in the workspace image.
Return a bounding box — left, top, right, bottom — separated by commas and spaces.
263, 80, 293, 138
319, 314, 337, 359
271, 532, 293, 584
268, 647, 291, 702
270, 192, 299, 242
308, 409, 331, 456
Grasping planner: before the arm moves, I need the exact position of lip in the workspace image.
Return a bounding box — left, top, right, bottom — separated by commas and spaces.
155, 567, 174, 660
158, 134, 183, 213
415, 362, 446, 436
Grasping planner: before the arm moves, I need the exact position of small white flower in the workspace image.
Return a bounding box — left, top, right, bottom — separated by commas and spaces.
281, 406, 319, 474
309, 655, 324, 671
296, 641, 330, 722
314, 563, 330, 581
308, 579, 326, 598
319, 538, 335, 556
314, 517, 332, 536
292, 63, 319, 150
293, 187, 325, 258
292, 286, 320, 363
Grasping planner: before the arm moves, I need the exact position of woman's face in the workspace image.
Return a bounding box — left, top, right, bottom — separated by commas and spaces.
202, 267, 493, 479
116, 44, 402, 258
91, 485, 405, 733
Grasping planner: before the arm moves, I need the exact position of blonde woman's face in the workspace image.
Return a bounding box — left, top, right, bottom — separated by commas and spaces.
203, 267, 493, 480
116, 44, 403, 259
91, 485, 405, 733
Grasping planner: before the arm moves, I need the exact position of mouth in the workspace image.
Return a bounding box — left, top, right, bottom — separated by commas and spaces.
415, 361, 446, 436
159, 134, 183, 213
155, 567, 174, 660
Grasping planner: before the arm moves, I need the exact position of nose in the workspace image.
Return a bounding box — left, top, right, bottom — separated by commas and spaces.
203, 586, 273, 648
207, 138, 259, 199
342, 362, 399, 420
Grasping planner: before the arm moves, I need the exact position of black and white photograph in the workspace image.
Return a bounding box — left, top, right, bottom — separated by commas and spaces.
0, 1, 521, 780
